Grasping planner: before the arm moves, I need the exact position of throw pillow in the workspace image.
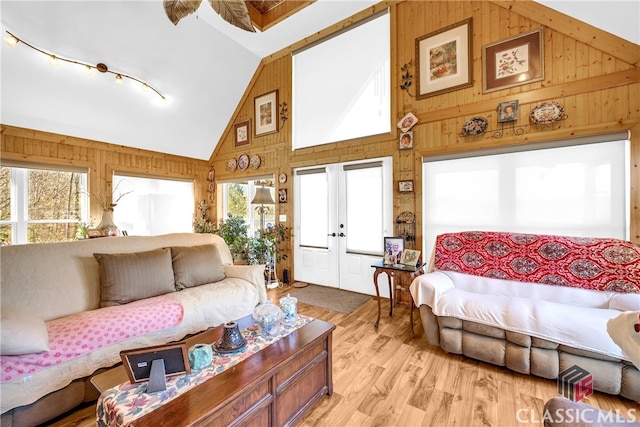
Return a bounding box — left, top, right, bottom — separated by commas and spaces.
171, 244, 225, 290
94, 248, 175, 307
1, 306, 50, 355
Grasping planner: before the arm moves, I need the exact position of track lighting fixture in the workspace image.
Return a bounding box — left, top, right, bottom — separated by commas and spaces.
3, 30, 166, 102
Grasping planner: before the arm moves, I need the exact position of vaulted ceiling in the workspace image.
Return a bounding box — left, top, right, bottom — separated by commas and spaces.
1, 1, 638, 160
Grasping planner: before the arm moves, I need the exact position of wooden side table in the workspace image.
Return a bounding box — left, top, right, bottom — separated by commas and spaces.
371, 261, 425, 337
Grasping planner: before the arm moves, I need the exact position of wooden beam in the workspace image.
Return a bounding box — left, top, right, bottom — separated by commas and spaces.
490, 0, 640, 67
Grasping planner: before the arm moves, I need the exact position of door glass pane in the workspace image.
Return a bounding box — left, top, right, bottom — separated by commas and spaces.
345, 166, 383, 254
299, 172, 328, 247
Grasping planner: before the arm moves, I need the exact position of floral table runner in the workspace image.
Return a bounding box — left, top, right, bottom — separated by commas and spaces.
97, 315, 314, 427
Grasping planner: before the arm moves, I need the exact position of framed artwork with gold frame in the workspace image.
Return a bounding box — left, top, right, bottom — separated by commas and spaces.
416, 18, 473, 99
254, 90, 279, 136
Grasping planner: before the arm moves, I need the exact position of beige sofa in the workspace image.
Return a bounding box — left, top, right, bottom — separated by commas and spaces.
410, 231, 640, 401
0, 233, 267, 426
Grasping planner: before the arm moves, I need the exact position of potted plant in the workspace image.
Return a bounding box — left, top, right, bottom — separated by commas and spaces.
211, 214, 250, 263
246, 223, 289, 266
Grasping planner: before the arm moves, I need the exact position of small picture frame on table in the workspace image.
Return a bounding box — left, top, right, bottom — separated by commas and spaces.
398, 180, 414, 193
384, 236, 405, 265
400, 249, 421, 267
120, 342, 190, 385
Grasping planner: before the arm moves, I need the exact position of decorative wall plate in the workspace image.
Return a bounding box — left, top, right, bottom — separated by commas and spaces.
227, 158, 237, 172
530, 101, 565, 124
461, 117, 488, 136
278, 172, 287, 184
237, 153, 249, 170
249, 154, 261, 169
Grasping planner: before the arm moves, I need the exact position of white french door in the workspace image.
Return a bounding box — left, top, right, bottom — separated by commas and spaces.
293, 157, 393, 296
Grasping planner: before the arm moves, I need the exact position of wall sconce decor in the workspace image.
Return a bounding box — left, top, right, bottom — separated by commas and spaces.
3, 30, 166, 102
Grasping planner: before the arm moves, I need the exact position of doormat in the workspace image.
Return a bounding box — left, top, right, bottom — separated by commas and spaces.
291, 284, 371, 314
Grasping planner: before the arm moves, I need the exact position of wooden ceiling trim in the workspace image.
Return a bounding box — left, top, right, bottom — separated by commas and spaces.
490, 0, 639, 67
248, 0, 316, 32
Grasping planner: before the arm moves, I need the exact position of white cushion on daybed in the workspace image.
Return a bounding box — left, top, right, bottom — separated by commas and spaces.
410, 271, 640, 361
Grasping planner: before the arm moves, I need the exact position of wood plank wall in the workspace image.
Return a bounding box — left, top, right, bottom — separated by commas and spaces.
0, 125, 210, 222
210, 0, 640, 278
1, 1, 639, 280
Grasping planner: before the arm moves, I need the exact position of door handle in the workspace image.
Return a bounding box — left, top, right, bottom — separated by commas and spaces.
327, 233, 336, 237
339, 232, 346, 237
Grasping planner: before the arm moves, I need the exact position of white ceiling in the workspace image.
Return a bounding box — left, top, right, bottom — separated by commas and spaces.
1, 1, 638, 161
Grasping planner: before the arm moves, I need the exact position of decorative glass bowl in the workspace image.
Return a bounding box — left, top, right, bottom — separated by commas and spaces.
252, 299, 284, 337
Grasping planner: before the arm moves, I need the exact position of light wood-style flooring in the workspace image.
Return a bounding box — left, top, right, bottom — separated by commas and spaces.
50, 286, 638, 427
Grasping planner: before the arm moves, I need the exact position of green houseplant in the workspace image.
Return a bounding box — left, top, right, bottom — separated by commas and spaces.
246, 223, 289, 266
194, 213, 250, 262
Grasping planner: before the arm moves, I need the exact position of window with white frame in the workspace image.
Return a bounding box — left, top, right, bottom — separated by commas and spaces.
422, 135, 630, 261
112, 174, 194, 236
220, 178, 275, 238
0, 163, 88, 244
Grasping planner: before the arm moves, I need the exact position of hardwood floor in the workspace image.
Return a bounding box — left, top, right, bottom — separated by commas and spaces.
50, 286, 638, 427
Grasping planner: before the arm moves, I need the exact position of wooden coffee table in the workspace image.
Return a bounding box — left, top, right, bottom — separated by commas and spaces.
92, 315, 335, 426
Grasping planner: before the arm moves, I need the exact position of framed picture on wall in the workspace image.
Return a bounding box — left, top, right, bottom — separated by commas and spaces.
278, 188, 287, 203
483, 28, 544, 93
497, 100, 519, 122
234, 120, 251, 148
399, 131, 414, 150
254, 90, 279, 136
398, 180, 414, 193
416, 18, 473, 99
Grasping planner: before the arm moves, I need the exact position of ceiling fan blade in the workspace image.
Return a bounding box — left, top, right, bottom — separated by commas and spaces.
208, 0, 256, 32
164, 0, 203, 25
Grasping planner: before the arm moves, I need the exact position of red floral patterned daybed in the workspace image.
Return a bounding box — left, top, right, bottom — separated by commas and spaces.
409, 231, 640, 401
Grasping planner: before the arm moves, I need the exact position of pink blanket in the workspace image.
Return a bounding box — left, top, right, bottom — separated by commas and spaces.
1, 296, 183, 383
434, 231, 640, 293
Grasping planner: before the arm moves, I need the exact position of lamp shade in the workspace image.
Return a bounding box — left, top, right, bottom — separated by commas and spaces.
251, 187, 275, 205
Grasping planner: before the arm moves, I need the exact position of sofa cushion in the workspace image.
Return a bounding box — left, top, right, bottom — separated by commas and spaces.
1, 306, 50, 355
94, 248, 175, 307
170, 244, 225, 290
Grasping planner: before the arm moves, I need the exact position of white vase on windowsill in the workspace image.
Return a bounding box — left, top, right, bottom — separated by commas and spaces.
97, 209, 118, 236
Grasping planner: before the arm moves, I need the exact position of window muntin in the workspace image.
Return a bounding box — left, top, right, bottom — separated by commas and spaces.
0, 165, 88, 244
